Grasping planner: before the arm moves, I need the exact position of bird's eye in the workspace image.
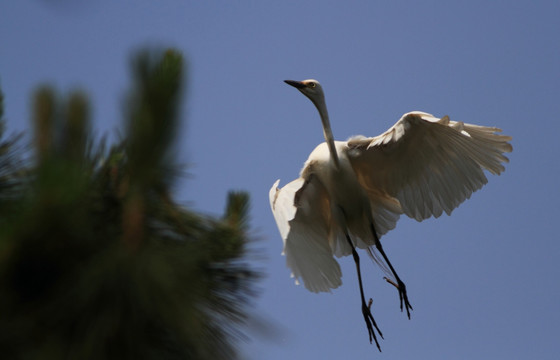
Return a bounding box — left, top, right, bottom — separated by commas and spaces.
308, 82, 316, 88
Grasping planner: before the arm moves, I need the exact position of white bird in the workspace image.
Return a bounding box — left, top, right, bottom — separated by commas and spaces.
269, 79, 512, 350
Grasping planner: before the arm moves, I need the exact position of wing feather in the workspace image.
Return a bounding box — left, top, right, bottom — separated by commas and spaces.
347, 112, 512, 221
269, 177, 342, 293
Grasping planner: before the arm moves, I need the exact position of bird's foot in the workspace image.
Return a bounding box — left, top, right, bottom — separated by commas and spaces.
384, 277, 413, 318
362, 298, 383, 351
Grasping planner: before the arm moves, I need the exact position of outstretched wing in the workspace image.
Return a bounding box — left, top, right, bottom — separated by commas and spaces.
347, 112, 513, 221
269, 177, 341, 293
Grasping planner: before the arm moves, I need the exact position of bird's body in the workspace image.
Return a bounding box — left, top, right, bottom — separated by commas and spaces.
301, 141, 378, 255
270, 79, 512, 350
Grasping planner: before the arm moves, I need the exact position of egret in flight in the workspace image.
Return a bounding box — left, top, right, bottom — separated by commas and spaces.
269, 79, 512, 350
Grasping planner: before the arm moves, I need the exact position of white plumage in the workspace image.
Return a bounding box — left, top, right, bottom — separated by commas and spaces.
269, 79, 512, 348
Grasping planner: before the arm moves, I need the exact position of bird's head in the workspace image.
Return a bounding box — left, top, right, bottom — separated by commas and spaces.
284, 79, 325, 109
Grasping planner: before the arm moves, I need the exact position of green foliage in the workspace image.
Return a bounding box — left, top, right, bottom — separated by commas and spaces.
0, 90, 26, 223
0, 50, 258, 360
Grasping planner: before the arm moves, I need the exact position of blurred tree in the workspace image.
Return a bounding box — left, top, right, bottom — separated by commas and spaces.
0, 49, 258, 360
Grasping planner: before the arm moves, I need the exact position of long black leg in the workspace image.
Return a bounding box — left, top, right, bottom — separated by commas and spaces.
370, 222, 413, 318
344, 233, 384, 351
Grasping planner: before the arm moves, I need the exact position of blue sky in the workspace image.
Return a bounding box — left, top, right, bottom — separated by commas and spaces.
1, 1, 559, 358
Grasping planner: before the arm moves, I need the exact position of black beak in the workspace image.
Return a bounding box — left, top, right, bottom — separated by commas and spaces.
284, 80, 306, 89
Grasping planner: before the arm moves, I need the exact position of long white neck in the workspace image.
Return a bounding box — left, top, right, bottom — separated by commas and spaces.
314, 99, 340, 170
